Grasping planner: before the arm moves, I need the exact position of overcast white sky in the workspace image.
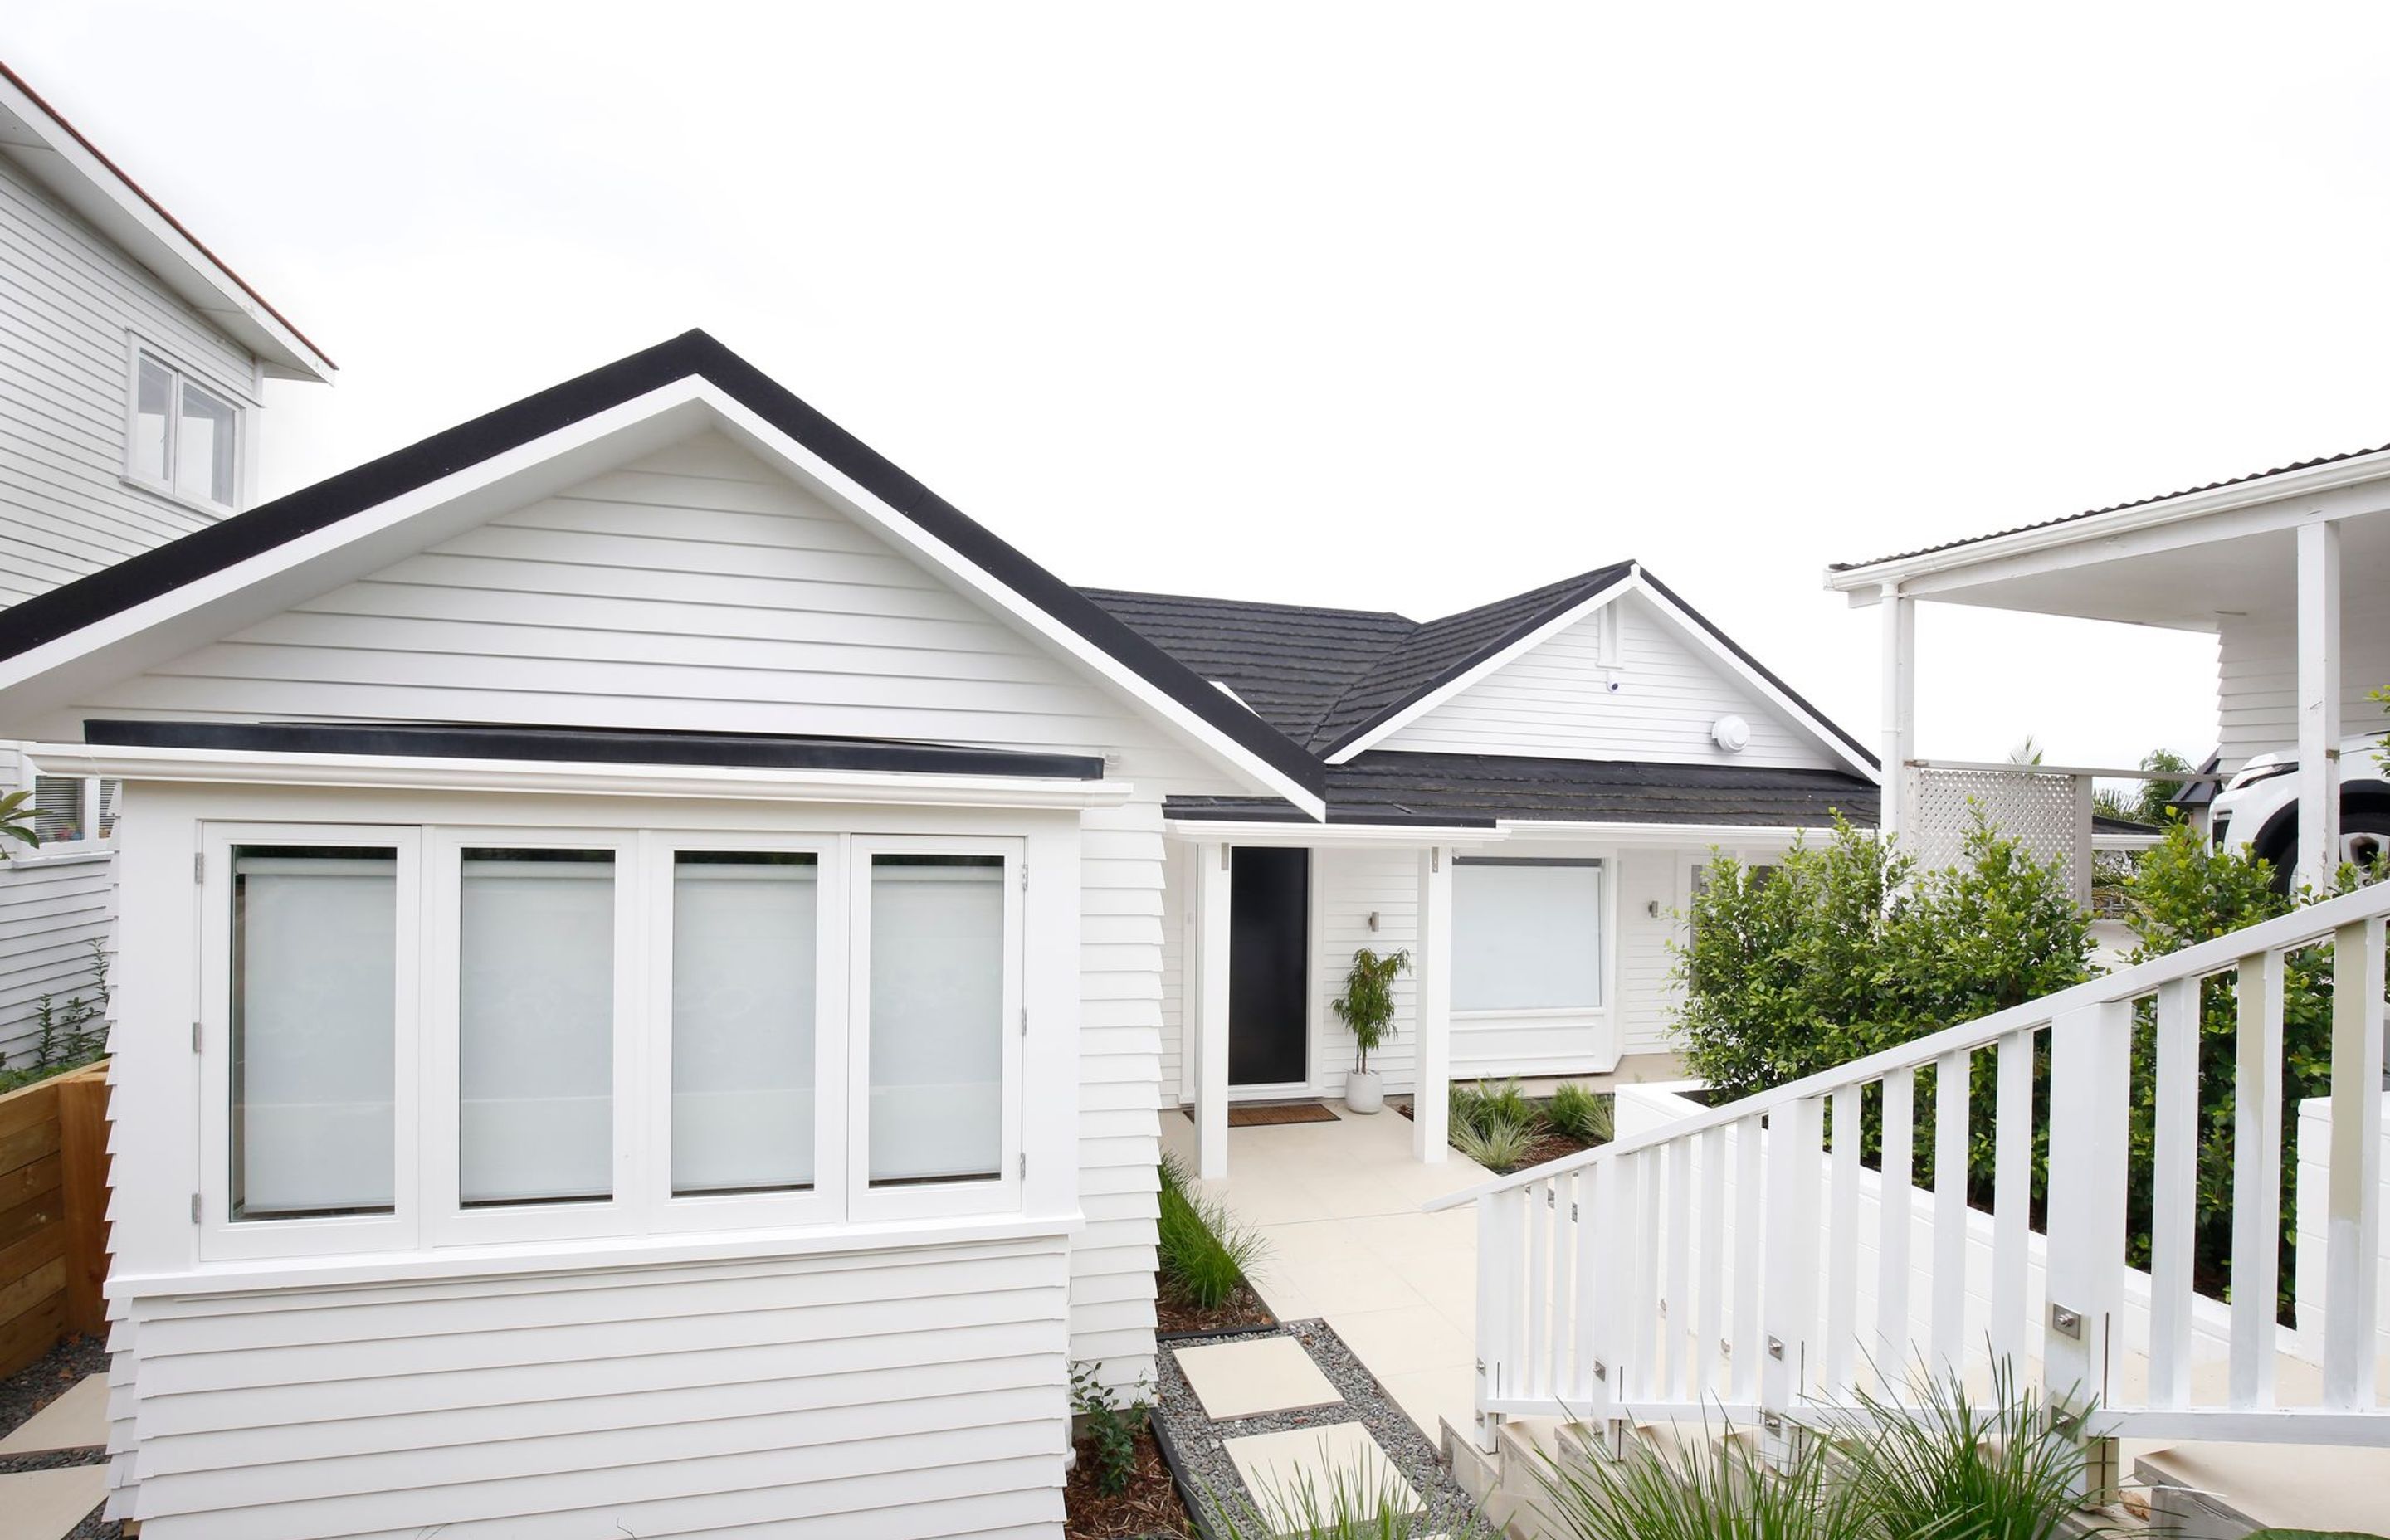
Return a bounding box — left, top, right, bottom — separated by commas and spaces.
16, 3, 2390, 768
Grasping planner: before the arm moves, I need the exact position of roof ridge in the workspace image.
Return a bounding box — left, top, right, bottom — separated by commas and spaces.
1075, 584, 1417, 624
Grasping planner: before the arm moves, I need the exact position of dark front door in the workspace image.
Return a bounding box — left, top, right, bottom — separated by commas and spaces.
1228, 847, 1310, 1086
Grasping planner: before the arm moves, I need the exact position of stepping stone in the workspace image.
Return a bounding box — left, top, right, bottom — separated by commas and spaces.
1173, 1336, 1343, 1420
0, 1464, 106, 1540
0, 1377, 108, 1456
1222, 1420, 1422, 1533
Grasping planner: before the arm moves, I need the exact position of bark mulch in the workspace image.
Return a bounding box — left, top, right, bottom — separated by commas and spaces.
1154, 1279, 1275, 1336
1064, 1421, 1192, 1539
1393, 1095, 1602, 1171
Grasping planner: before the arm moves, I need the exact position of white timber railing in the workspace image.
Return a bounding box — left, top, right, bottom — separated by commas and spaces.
1429, 877, 2390, 1472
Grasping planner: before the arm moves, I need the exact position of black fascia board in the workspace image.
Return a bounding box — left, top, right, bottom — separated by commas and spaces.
84, 719, 1107, 780
1628, 568, 1879, 769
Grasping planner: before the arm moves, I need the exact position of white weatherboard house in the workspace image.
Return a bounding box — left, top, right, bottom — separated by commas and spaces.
0, 60, 333, 1062
0, 330, 1875, 1538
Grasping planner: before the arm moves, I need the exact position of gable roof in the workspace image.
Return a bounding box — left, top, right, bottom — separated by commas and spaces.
0, 61, 332, 382
1085, 563, 1876, 776
1828, 436, 2390, 577
0, 329, 1325, 812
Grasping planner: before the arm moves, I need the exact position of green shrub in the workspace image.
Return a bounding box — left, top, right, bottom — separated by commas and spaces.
1544, 1083, 1613, 1144
1533, 1409, 1861, 1540
1836, 1360, 2089, 1539
1156, 1153, 1267, 1309
1451, 1114, 1539, 1173
1208, 1464, 1495, 1538
1068, 1361, 1143, 1498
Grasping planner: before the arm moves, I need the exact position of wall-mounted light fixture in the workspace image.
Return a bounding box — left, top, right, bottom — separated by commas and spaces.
1367, 910, 1380, 932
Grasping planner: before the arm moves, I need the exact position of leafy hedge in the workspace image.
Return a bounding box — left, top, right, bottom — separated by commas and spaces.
1672, 815, 2358, 1318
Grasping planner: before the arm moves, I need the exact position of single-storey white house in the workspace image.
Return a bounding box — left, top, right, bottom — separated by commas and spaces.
0, 332, 1877, 1538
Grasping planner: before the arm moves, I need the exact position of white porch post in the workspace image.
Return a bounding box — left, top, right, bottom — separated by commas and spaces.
1413, 843, 1452, 1163
2296, 519, 2343, 894
1880, 585, 1916, 841
1193, 839, 1232, 1180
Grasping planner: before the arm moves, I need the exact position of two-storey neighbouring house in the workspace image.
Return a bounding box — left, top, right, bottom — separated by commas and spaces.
1, 61, 332, 1063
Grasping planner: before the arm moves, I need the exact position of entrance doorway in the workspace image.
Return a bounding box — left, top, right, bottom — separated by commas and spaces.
1228, 847, 1310, 1087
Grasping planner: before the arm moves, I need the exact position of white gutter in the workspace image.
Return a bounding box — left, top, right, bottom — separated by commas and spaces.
1161, 819, 1510, 847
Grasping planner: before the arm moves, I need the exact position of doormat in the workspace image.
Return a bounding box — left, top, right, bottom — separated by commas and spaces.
1223, 1101, 1339, 1128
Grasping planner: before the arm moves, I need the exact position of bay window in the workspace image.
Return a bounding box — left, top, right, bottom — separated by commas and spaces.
198, 824, 1026, 1260
1452, 857, 1606, 1013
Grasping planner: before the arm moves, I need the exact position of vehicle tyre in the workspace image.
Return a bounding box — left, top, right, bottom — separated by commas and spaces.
2251, 797, 2390, 893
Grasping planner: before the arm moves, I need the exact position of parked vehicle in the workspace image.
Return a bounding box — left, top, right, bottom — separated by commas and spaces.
2208, 733, 2390, 885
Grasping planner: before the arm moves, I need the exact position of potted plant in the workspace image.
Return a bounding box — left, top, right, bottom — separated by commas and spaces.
1332, 947, 1409, 1114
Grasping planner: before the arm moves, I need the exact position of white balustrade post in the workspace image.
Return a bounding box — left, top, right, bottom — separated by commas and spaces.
1193, 840, 1232, 1180
2045, 1000, 2130, 1505
2295, 519, 2342, 894
1413, 845, 1452, 1163
1474, 1191, 1503, 1453
2323, 916, 2386, 1409
1761, 1097, 1823, 1470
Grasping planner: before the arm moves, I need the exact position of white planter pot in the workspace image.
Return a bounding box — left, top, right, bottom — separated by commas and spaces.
1345, 1069, 1384, 1114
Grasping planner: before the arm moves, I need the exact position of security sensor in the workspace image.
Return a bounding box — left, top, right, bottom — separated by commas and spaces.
1604, 676, 1623, 694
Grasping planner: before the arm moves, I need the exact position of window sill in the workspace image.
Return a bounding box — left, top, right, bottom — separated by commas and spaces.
119, 473, 237, 521
120, 1209, 1085, 1301
3, 844, 116, 870
1453, 1006, 1607, 1021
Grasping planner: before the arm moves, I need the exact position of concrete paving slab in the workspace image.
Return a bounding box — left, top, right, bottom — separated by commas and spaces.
1174, 1335, 1344, 1421
1223, 1420, 1423, 1532
0, 1377, 108, 1456
0, 1464, 106, 1540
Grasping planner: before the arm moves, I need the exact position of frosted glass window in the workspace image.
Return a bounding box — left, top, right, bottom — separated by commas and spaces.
672, 852, 818, 1195
867, 855, 1004, 1186
130, 355, 172, 486
232, 847, 397, 1219
176, 378, 237, 506
459, 850, 615, 1206
1453, 860, 1604, 1011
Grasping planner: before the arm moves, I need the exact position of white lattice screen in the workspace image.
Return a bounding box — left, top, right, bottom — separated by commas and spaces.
1905, 766, 2083, 892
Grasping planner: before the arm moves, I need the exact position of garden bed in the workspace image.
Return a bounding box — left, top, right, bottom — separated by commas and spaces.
1156, 1279, 1274, 1336
1065, 1418, 1191, 1539
1394, 1079, 1614, 1174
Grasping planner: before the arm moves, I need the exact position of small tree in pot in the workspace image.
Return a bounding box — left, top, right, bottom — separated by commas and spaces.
1332, 947, 1409, 1114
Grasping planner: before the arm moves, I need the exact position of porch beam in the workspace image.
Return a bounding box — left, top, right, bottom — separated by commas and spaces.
1414, 844, 1452, 1163
1194, 839, 1232, 1179
1880, 586, 1915, 840
2296, 519, 2342, 894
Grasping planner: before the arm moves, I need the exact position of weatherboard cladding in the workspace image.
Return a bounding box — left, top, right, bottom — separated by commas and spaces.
1163, 751, 1883, 828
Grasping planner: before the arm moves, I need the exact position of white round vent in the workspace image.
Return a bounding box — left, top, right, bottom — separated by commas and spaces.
1711, 714, 1751, 753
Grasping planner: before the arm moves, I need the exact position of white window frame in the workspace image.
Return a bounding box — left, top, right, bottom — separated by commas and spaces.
122, 339, 245, 514
641, 831, 849, 1233
422, 826, 644, 1248
198, 824, 422, 1262
1451, 855, 1611, 1020
24, 774, 119, 858
846, 834, 1027, 1224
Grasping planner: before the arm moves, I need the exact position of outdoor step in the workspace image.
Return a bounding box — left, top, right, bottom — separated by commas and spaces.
0, 1465, 107, 1540
1441, 1417, 1501, 1508
2135, 1441, 2390, 1540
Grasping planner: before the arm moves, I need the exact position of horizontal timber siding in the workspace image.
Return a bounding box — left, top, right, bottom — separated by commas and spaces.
0, 155, 258, 607
1376, 590, 1836, 768
2216, 606, 2390, 772
0, 853, 113, 1068
120, 1239, 1070, 1540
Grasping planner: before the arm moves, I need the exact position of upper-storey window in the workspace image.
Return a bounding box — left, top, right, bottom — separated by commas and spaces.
127, 347, 240, 511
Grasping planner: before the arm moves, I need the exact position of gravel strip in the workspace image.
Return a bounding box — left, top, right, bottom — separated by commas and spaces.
0, 1333, 105, 1445
1156, 1319, 1486, 1537
0, 1333, 115, 1540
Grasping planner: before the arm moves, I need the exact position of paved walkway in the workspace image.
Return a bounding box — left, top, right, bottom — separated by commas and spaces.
1162, 1102, 1493, 1442
0, 1373, 109, 1540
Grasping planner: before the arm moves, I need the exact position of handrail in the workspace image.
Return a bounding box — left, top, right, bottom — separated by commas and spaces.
1428, 875, 2390, 1212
